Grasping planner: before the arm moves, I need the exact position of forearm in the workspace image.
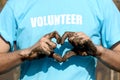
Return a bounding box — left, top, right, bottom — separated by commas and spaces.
0, 49, 30, 74
96, 46, 120, 72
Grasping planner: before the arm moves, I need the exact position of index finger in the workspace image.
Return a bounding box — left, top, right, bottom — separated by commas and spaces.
48, 51, 63, 62
44, 31, 61, 44
61, 31, 75, 44
62, 50, 77, 62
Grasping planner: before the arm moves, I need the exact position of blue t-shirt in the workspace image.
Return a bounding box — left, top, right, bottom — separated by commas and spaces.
0, 0, 120, 80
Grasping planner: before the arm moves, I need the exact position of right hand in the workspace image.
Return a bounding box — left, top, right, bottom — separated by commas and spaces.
20, 31, 63, 62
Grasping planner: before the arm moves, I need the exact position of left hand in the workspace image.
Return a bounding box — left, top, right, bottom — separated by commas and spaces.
61, 31, 97, 61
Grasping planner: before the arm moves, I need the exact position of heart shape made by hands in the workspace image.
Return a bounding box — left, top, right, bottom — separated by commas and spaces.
29, 31, 97, 62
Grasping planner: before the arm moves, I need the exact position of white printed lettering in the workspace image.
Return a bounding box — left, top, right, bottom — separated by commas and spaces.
48, 15, 54, 25
71, 14, 76, 24
61, 14, 66, 25
76, 15, 82, 24
37, 17, 43, 27
54, 15, 60, 25
66, 14, 71, 24
30, 14, 82, 28
43, 16, 48, 26
30, 17, 37, 28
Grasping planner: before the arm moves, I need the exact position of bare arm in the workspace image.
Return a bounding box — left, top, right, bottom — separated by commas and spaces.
61, 32, 120, 72
0, 37, 28, 74
96, 43, 120, 72
0, 31, 63, 74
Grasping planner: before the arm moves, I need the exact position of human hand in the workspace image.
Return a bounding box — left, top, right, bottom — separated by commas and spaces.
61, 31, 97, 61
19, 31, 97, 62
21, 31, 63, 62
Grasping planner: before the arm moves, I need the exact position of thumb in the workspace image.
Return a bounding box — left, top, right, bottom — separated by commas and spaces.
62, 50, 77, 62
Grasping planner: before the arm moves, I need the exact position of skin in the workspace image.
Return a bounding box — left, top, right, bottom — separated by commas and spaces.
24, 31, 63, 61
0, 0, 7, 12
61, 32, 97, 61
0, 31, 120, 75
61, 31, 120, 72
0, 31, 63, 74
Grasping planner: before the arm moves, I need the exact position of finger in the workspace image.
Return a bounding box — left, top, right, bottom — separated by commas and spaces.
72, 37, 87, 47
32, 42, 50, 53
45, 31, 61, 44
61, 32, 75, 44
42, 45, 52, 56
48, 51, 63, 62
68, 36, 75, 43
53, 53, 63, 62
77, 39, 91, 50
80, 52, 88, 56
70, 32, 88, 46
46, 40, 57, 49
52, 31, 61, 44
33, 43, 51, 56
62, 50, 77, 62
69, 37, 80, 46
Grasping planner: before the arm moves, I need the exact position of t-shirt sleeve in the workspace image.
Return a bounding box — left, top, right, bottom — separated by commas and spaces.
100, 0, 120, 48
0, 3, 17, 51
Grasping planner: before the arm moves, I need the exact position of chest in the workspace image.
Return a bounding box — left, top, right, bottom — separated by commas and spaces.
15, 0, 102, 49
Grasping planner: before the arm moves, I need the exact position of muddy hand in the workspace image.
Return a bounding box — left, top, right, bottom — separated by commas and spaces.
61, 31, 97, 61
28, 31, 63, 62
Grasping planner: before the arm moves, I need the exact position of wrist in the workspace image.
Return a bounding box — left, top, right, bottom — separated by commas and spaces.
95, 45, 105, 57
18, 48, 32, 61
